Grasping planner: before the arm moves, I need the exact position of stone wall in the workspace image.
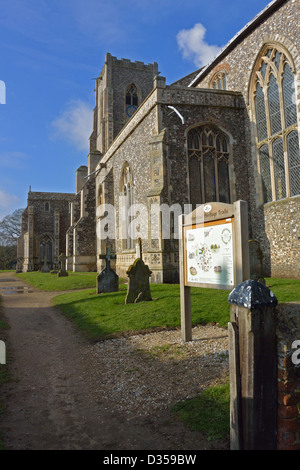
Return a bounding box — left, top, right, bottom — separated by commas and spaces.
276, 302, 300, 450
17, 191, 75, 271
96, 80, 250, 282
264, 196, 300, 278
72, 177, 97, 272
190, 0, 300, 278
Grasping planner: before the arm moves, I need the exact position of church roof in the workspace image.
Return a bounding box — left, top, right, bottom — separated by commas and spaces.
188, 0, 287, 87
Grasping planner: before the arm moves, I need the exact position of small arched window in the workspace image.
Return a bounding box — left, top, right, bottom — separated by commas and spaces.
252, 44, 300, 202
45, 202, 50, 212
125, 84, 138, 119
187, 126, 231, 206
210, 71, 227, 90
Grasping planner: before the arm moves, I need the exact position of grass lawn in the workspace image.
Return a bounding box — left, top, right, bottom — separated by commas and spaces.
53, 283, 231, 340
15, 271, 98, 291
172, 382, 230, 441
52, 276, 300, 341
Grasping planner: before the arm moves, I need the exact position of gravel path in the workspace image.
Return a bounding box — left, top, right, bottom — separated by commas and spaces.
0, 273, 229, 450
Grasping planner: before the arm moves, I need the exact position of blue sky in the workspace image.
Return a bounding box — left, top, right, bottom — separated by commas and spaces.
0, 0, 272, 220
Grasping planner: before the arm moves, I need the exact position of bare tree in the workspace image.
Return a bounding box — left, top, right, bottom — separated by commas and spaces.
0, 208, 24, 246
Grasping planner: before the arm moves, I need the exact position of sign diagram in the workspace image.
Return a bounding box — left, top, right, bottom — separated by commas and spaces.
184, 218, 234, 288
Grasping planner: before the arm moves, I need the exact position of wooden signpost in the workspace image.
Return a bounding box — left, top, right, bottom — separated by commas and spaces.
179, 200, 249, 342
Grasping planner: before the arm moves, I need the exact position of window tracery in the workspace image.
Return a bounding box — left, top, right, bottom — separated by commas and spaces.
125, 84, 138, 119
252, 44, 300, 202
210, 71, 227, 90
187, 126, 231, 206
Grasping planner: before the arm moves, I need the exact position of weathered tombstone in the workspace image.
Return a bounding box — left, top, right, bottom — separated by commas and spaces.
125, 258, 152, 304
57, 252, 68, 277
97, 248, 119, 294
249, 239, 265, 285
41, 255, 50, 273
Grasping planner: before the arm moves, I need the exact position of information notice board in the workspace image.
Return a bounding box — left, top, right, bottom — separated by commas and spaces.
183, 217, 235, 290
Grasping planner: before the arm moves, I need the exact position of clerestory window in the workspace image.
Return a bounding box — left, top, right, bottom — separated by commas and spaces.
252, 45, 300, 203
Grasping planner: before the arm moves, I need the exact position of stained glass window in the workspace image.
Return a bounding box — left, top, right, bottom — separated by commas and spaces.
252, 45, 299, 202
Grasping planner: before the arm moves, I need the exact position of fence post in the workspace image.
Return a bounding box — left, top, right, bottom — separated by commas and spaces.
228, 279, 278, 450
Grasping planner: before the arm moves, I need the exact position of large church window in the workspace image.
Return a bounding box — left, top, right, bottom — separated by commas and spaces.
187, 126, 230, 207
40, 235, 52, 263
252, 44, 299, 202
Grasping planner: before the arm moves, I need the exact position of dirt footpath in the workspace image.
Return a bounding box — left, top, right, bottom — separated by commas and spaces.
0, 273, 229, 450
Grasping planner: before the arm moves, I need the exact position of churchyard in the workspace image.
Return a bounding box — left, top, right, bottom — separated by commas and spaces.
14, 271, 300, 341
1, 270, 299, 448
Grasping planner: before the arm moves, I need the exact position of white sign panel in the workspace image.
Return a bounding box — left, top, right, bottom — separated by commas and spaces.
185, 218, 234, 288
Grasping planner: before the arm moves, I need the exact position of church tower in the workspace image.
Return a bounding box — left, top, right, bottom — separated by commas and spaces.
90, 53, 158, 155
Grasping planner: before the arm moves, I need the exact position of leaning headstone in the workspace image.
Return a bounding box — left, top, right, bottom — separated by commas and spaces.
41, 255, 50, 273
97, 248, 119, 294
249, 239, 265, 285
125, 258, 152, 304
57, 253, 69, 277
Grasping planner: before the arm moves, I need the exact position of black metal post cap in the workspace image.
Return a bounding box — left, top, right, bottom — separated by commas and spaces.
228, 279, 278, 309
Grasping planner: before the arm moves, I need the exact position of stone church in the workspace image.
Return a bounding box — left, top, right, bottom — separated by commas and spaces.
17, 0, 300, 281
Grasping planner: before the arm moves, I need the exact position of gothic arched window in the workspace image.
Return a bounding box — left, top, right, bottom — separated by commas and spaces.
252, 45, 300, 202
120, 163, 134, 249
210, 71, 227, 90
187, 126, 231, 206
125, 84, 138, 119
40, 235, 52, 262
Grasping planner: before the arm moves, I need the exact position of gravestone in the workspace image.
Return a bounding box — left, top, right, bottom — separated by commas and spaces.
41, 255, 50, 273
125, 258, 152, 304
57, 252, 68, 277
97, 248, 119, 294
249, 239, 265, 285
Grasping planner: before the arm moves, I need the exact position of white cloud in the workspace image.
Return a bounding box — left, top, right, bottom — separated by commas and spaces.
177, 23, 223, 68
0, 151, 28, 169
0, 190, 21, 221
51, 99, 93, 152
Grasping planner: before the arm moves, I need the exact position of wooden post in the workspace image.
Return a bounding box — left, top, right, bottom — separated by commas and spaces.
233, 200, 250, 284
228, 280, 278, 450
179, 214, 192, 342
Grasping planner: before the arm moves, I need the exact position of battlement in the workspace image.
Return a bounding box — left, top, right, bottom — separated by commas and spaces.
105, 52, 158, 73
